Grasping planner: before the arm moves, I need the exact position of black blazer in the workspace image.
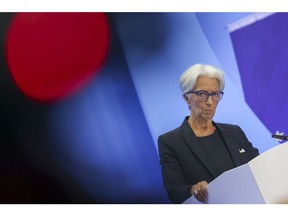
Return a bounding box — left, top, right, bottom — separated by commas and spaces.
158, 117, 259, 204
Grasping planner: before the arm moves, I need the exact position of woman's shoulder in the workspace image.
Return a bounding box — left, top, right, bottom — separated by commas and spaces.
215, 122, 240, 129
159, 126, 182, 140
214, 122, 244, 134
158, 117, 188, 139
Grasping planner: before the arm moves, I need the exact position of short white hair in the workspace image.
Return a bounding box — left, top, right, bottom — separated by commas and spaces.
179, 63, 225, 95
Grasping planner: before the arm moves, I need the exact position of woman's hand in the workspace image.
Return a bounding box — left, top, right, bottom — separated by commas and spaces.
191, 181, 208, 203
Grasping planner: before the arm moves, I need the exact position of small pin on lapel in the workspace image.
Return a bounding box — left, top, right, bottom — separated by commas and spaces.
239, 148, 245, 153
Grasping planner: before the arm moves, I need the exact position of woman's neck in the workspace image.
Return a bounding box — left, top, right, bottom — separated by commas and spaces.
188, 116, 215, 137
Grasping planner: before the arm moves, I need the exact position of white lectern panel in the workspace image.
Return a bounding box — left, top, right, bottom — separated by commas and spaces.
249, 141, 288, 204
183, 142, 288, 204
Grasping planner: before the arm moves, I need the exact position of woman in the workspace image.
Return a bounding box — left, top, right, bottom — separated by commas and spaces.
158, 64, 259, 204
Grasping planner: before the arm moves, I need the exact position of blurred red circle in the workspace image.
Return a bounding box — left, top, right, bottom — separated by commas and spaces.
6, 13, 109, 102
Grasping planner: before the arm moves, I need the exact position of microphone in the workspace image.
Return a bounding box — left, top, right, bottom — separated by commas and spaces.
272, 134, 288, 140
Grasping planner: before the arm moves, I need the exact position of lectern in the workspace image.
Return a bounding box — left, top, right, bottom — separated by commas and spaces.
183, 141, 288, 204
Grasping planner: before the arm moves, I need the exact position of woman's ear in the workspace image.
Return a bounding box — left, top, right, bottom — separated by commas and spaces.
183, 94, 189, 103
184, 94, 191, 110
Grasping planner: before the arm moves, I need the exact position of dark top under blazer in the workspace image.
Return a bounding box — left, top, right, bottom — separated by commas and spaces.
158, 117, 259, 204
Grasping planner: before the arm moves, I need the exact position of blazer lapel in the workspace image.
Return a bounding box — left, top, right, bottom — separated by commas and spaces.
181, 118, 217, 178
214, 122, 242, 167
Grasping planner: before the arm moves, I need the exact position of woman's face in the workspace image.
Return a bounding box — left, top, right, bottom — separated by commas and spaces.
187, 76, 221, 121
